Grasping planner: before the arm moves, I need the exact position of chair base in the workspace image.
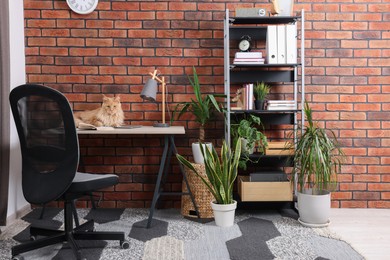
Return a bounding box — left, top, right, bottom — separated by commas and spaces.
11, 220, 128, 260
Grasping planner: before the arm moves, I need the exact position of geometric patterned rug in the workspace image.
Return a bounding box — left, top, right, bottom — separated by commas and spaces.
0, 208, 363, 260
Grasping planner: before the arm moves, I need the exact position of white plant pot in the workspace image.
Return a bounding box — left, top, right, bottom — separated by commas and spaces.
192, 142, 212, 164
240, 138, 254, 155
297, 189, 331, 227
210, 200, 237, 227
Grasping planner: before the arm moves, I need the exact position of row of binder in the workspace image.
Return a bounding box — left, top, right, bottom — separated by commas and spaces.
266, 24, 297, 64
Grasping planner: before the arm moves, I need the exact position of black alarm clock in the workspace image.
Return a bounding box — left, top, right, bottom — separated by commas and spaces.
238, 35, 252, 52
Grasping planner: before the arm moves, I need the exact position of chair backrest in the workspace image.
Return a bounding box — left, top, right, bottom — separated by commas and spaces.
9, 84, 79, 205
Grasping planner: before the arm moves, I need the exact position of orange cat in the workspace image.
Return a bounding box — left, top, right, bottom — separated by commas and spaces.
74, 95, 124, 127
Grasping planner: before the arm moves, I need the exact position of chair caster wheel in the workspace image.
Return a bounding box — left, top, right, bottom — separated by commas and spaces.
12, 255, 23, 260
120, 240, 130, 249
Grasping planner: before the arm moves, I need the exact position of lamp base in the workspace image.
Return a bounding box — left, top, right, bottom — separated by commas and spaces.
153, 123, 170, 127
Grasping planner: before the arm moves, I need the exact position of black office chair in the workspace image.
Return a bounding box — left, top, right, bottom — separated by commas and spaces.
9, 84, 129, 260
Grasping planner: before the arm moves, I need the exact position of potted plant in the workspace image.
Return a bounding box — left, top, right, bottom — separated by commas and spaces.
291, 102, 345, 227
176, 140, 241, 227
172, 67, 224, 164
231, 114, 268, 170
253, 81, 271, 110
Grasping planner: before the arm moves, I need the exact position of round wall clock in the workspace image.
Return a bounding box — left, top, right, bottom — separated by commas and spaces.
66, 0, 99, 15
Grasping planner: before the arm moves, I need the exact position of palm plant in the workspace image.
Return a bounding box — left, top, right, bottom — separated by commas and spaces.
176, 140, 241, 205
291, 102, 345, 193
172, 67, 224, 143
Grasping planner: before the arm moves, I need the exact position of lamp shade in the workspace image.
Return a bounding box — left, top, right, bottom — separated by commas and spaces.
140, 79, 158, 102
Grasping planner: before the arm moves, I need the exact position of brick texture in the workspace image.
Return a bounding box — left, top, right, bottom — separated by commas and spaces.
24, 0, 389, 209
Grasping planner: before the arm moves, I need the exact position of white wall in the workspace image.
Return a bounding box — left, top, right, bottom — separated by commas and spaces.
7, 0, 28, 222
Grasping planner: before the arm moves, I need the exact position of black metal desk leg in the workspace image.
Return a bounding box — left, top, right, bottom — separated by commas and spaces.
147, 135, 169, 228
170, 136, 200, 219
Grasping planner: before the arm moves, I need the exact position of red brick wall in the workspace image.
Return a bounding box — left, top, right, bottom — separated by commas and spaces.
24, 0, 390, 208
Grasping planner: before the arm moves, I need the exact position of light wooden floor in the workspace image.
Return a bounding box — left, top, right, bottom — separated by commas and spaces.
329, 209, 390, 260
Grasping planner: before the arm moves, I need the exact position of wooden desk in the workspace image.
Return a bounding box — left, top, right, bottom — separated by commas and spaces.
77, 126, 185, 135
77, 126, 199, 228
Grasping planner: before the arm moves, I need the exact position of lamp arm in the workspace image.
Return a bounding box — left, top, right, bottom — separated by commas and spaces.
149, 72, 164, 84
147, 70, 167, 125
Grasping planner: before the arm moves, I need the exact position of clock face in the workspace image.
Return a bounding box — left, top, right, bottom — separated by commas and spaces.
66, 0, 99, 15
239, 39, 251, 52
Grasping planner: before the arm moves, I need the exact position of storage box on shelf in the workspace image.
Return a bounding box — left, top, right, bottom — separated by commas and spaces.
223, 9, 305, 203
238, 176, 293, 202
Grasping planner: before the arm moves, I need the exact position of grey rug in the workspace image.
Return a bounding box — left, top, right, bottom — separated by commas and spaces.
0, 208, 363, 260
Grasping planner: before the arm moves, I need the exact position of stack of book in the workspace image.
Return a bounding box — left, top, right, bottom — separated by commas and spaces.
266, 100, 296, 110
233, 52, 265, 65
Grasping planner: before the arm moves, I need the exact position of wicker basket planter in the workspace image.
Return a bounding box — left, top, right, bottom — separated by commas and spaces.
181, 163, 214, 219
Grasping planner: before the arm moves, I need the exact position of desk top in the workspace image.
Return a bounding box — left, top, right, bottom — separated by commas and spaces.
77, 126, 185, 135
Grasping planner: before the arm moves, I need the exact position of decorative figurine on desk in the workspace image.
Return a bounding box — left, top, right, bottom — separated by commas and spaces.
73, 95, 124, 127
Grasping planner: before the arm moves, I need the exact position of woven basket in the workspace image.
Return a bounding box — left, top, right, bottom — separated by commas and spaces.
181, 163, 214, 219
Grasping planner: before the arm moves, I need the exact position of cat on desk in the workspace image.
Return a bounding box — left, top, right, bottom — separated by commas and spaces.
74, 95, 124, 127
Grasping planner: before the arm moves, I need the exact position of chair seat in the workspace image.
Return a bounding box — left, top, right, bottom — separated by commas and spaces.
68, 173, 119, 193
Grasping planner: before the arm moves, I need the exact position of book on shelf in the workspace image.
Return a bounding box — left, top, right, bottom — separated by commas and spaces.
266, 100, 297, 110
267, 105, 297, 111
267, 100, 296, 104
235, 52, 262, 59
244, 84, 254, 110
233, 60, 265, 65
234, 58, 265, 62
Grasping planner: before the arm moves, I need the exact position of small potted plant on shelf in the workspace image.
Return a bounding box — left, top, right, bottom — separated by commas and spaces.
231, 114, 268, 170
176, 140, 241, 227
172, 67, 224, 164
290, 101, 345, 227
253, 81, 271, 110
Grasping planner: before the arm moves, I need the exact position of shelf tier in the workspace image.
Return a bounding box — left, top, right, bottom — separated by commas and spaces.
229, 16, 300, 25
230, 110, 297, 125
230, 64, 300, 68
230, 70, 295, 83
246, 154, 293, 167
229, 26, 267, 40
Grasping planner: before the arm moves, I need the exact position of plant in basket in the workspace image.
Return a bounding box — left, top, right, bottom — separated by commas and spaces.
176, 140, 241, 227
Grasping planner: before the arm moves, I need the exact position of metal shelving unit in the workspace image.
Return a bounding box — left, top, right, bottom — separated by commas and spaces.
224, 9, 305, 203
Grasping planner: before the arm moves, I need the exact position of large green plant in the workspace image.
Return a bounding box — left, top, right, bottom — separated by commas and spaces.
172, 67, 224, 143
291, 102, 345, 193
176, 140, 241, 205
231, 114, 268, 169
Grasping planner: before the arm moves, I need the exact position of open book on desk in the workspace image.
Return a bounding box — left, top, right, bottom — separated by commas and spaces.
77, 123, 115, 130
77, 122, 142, 131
